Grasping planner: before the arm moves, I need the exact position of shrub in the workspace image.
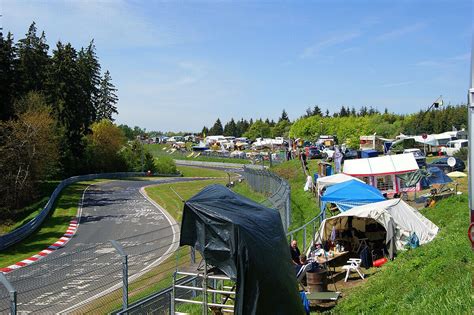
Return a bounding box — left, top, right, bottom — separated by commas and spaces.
453, 147, 468, 161
155, 156, 178, 175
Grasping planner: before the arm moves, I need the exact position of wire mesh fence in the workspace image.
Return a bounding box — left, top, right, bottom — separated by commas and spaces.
242, 166, 291, 231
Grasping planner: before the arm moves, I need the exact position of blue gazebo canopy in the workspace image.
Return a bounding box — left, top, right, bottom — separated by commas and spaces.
321, 179, 385, 213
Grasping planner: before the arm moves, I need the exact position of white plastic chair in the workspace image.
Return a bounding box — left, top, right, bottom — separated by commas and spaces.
341, 258, 365, 282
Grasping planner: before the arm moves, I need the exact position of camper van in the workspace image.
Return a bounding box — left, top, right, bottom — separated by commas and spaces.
442, 139, 468, 156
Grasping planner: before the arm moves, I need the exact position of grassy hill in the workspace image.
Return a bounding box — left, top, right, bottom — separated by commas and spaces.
331, 195, 473, 314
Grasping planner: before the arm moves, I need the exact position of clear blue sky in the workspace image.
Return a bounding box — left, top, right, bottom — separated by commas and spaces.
2, 0, 472, 132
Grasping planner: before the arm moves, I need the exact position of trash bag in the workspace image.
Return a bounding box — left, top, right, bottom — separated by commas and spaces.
409, 232, 420, 249
359, 245, 372, 269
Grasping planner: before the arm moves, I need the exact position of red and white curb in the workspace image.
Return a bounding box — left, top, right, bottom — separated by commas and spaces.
0, 186, 90, 274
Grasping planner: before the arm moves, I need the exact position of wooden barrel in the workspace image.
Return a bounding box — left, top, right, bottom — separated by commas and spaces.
306, 269, 327, 293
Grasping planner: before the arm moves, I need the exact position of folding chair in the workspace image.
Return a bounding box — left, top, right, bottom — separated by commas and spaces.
341, 258, 365, 282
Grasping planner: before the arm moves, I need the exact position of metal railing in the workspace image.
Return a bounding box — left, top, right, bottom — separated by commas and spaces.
0, 172, 181, 251
242, 166, 291, 231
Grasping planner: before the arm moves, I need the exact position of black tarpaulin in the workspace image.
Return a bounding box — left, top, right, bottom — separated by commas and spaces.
180, 184, 304, 315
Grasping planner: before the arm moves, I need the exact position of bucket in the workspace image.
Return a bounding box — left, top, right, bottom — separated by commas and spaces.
306, 269, 327, 293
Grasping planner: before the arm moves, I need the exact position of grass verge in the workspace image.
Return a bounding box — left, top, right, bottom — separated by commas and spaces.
0, 179, 105, 268
177, 165, 229, 178
331, 195, 473, 314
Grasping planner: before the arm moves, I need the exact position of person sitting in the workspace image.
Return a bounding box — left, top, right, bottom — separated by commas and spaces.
296, 254, 318, 284
290, 240, 301, 265
310, 242, 324, 258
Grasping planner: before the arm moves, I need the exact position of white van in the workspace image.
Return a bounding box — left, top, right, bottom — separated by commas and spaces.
442, 139, 468, 156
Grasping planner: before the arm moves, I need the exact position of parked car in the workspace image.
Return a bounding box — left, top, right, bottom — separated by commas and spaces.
427, 157, 465, 173
305, 146, 323, 159
343, 149, 359, 160
403, 148, 426, 168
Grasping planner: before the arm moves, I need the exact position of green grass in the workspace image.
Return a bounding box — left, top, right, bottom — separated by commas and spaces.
0, 180, 106, 268
232, 181, 268, 204
272, 159, 322, 248
177, 165, 230, 178
0, 180, 61, 235
331, 195, 474, 314
146, 143, 251, 165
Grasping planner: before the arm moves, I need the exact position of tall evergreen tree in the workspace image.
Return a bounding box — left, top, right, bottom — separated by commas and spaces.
16, 22, 50, 96
279, 109, 290, 122
201, 126, 209, 137
224, 118, 237, 136
312, 105, 322, 116
96, 70, 118, 121
325, 109, 330, 117
0, 32, 17, 121
47, 41, 87, 173
77, 40, 101, 124
209, 118, 223, 135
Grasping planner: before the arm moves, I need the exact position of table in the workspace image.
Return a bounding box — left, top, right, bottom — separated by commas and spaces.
314, 251, 349, 265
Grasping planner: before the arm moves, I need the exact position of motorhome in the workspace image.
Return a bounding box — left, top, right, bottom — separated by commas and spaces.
442, 139, 468, 156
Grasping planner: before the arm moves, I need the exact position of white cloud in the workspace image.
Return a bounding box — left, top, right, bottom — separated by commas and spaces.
381, 81, 415, 88
299, 31, 361, 59
375, 22, 426, 41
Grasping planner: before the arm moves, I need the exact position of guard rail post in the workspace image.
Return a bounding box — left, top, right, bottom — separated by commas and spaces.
111, 240, 129, 312
0, 273, 16, 315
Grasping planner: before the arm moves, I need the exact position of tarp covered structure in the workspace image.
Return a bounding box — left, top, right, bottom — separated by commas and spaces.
422, 167, 453, 186
316, 173, 363, 192
320, 179, 385, 212
316, 199, 439, 258
180, 184, 303, 315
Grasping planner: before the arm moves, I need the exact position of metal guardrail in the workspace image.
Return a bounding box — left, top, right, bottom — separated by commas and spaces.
242, 166, 291, 231
0, 172, 181, 251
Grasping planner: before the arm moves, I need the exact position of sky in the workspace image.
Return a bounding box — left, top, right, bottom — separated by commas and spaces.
1, 0, 472, 132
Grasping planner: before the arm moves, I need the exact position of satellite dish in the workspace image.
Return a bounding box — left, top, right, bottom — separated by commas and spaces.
447, 157, 456, 167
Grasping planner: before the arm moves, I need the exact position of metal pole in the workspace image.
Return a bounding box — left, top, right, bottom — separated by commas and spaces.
171, 271, 176, 315
468, 35, 474, 249
111, 240, 128, 312
0, 273, 16, 315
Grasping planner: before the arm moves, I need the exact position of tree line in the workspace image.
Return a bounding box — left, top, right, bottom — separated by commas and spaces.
198, 104, 467, 143
0, 23, 157, 215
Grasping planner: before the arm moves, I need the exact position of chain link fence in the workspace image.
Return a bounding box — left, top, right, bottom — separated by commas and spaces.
242, 166, 291, 231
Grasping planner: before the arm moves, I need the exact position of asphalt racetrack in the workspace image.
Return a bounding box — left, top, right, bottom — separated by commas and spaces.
1, 177, 203, 314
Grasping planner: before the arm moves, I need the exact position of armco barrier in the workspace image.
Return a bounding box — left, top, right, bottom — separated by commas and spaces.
0, 172, 180, 251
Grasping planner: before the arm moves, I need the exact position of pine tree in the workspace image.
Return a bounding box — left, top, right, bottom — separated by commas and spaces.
339, 105, 348, 117
279, 109, 290, 122
0, 32, 17, 121
325, 109, 330, 117
209, 118, 223, 135
312, 105, 322, 116
16, 22, 50, 96
305, 107, 313, 118
201, 126, 209, 137
77, 40, 101, 124
96, 70, 118, 121
224, 118, 237, 136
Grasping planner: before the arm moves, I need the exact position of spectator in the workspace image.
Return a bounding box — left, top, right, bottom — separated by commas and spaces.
290, 240, 301, 265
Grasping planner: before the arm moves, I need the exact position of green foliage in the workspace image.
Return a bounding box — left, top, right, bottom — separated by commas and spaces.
209, 118, 224, 135
333, 196, 473, 314
244, 119, 272, 140
289, 105, 467, 147
454, 147, 468, 161
120, 140, 158, 173
155, 156, 178, 174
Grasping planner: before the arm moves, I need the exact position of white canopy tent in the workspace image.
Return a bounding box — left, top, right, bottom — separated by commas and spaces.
343, 153, 419, 177
316, 173, 363, 193
315, 199, 439, 259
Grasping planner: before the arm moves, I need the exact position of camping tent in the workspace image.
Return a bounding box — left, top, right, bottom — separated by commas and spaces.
316, 173, 363, 193
422, 167, 453, 186
320, 179, 385, 213
343, 153, 420, 196
316, 199, 439, 258
180, 184, 303, 315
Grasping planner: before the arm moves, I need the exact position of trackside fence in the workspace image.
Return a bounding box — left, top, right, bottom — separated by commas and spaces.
242, 166, 291, 231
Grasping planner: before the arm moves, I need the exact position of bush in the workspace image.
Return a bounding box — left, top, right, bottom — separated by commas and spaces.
453, 147, 468, 161
155, 156, 178, 175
